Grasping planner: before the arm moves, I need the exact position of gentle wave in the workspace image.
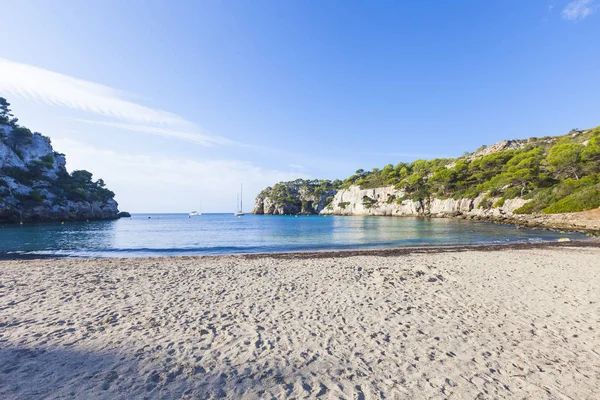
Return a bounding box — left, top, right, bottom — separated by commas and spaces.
3, 237, 558, 258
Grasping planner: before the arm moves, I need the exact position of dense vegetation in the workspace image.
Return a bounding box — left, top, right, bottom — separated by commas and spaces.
259, 179, 342, 201
339, 127, 600, 214
0, 97, 115, 207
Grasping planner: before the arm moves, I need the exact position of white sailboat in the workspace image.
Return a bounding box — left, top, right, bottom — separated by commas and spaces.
189, 204, 202, 217
234, 184, 245, 216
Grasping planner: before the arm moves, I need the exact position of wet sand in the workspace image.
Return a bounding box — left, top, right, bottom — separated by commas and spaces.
1, 245, 599, 399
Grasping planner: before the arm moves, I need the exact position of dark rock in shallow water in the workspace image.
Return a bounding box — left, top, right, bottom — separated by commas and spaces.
117, 211, 131, 218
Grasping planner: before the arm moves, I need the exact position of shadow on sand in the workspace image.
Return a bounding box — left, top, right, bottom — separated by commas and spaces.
0, 345, 336, 399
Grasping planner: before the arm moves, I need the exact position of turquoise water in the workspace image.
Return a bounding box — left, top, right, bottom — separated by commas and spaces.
0, 213, 587, 258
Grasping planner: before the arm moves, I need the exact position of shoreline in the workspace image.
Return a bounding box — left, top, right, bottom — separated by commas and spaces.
1, 237, 599, 262
448, 212, 600, 235
239, 238, 600, 259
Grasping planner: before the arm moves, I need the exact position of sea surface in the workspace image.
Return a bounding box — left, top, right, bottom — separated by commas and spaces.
0, 213, 588, 258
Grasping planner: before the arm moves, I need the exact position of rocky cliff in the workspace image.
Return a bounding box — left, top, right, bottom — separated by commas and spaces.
253, 126, 600, 233
0, 106, 119, 222
320, 185, 528, 218
252, 179, 339, 215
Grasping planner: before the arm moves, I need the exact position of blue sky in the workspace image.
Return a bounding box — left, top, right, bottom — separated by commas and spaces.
1, 0, 599, 212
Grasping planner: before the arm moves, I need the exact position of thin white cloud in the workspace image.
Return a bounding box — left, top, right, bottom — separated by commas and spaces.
0, 58, 232, 146
0, 58, 186, 125
77, 119, 235, 147
562, 0, 597, 20
51, 138, 306, 212
288, 164, 305, 169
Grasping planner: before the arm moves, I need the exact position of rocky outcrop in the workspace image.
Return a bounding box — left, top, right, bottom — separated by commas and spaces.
320, 185, 528, 218
253, 126, 600, 233
0, 123, 119, 223
252, 179, 338, 215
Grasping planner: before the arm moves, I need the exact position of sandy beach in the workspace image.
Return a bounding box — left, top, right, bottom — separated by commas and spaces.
1, 244, 599, 399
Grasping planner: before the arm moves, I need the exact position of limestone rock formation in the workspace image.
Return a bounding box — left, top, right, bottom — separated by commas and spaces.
252, 179, 339, 215
0, 120, 119, 223
253, 126, 600, 234
320, 185, 528, 218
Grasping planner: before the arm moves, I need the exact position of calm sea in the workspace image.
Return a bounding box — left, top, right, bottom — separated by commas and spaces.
0, 213, 587, 258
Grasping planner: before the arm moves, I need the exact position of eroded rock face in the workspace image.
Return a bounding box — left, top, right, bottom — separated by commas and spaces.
6, 199, 119, 222
252, 182, 529, 220
468, 140, 526, 161
319, 185, 528, 218
252, 183, 337, 215
0, 124, 119, 223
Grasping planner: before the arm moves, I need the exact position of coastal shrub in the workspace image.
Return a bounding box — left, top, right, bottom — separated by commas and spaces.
503, 186, 524, 200
542, 187, 600, 214
7, 126, 34, 149
545, 138, 584, 180
493, 186, 523, 208
478, 195, 493, 210
2, 166, 41, 186
362, 196, 377, 209
71, 170, 93, 183
28, 189, 45, 205
493, 198, 505, 208
582, 135, 600, 168
451, 187, 480, 200
513, 201, 536, 214
0, 97, 17, 126
38, 154, 54, 168
513, 175, 599, 214
386, 194, 397, 204
338, 201, 350, 209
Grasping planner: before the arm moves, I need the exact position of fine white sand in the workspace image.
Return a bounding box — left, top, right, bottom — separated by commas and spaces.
1, 246, 599, 399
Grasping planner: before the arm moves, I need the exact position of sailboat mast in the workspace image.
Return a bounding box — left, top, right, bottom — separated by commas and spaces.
240, 183, 243, 212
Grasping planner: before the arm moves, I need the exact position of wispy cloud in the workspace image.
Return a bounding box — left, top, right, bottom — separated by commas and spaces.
51, 138, 306, 212
77, 119, 235, 147
0, 58, 231, 146
562, 0, 597, 20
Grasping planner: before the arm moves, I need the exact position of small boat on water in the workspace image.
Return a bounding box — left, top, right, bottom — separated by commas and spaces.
234, 184, 245, 216
188, 211, 201, 217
